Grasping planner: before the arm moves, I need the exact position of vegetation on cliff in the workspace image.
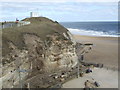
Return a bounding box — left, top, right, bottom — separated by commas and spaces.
2, 17, 70, 56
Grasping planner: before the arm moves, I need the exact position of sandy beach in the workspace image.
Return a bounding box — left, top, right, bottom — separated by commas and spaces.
63, 35, 118, 88
74, 35, 118, 70
63, 67, 118, 88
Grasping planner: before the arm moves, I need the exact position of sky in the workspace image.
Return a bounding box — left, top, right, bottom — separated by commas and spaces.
0, 1, 118, 22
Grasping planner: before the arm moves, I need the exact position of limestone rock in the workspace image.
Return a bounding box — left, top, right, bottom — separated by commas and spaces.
1, 17, 79, 88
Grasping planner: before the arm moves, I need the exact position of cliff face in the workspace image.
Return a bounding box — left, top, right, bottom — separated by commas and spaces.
1, 17, 78, 88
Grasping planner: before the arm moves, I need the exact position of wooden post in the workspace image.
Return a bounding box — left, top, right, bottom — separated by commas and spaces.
77, 61, 80, 78
2, 23, 4, 29
11, 24, 12, 28
81, 55, 84, 61
27, 83, 30, 90
30, 62, 32, 70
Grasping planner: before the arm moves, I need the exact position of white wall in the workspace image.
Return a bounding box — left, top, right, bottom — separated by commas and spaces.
30, 12, 39, 17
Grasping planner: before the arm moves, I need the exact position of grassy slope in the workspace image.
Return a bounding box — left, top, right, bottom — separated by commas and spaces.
2, 17, 68, 56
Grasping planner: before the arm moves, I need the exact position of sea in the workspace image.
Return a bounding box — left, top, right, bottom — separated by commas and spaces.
60, 22, 119, 37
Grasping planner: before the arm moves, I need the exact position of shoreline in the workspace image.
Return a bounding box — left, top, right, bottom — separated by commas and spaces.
73, 34, 119, 38
67, 27, 118, 38
73, 34, 118, 39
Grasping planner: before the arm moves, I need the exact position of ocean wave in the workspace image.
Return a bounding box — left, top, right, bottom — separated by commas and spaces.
67, 28, 118, 37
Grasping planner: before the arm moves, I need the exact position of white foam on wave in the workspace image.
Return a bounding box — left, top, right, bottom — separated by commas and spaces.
67, 28, 118, 37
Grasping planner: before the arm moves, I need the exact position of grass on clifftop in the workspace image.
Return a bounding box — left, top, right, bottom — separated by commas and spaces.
2, 17, 69, 56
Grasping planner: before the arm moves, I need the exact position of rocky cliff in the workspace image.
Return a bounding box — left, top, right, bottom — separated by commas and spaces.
1, 17, 78, 88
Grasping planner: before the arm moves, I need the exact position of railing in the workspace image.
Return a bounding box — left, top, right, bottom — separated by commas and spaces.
0, 21, 31, 29
17, 21, 31, 27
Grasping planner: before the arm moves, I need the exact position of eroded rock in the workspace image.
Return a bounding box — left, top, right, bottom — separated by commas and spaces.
1, 17, 79, 88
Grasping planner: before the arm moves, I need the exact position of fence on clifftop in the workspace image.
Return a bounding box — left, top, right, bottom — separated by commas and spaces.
0, 21, 31, 29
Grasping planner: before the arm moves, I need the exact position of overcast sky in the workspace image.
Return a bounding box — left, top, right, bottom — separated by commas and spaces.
0, 1, 118, 22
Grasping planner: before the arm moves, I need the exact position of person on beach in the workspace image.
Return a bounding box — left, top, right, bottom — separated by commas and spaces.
94, 81, 100, 87
86, 68, 92, 73
84, 80, 91, 88
84, 80, 95, 90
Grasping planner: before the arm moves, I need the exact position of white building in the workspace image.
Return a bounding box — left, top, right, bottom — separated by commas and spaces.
30, 12, 39, 17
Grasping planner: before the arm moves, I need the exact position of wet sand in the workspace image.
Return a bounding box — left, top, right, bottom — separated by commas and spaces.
74, 35, 118, 69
